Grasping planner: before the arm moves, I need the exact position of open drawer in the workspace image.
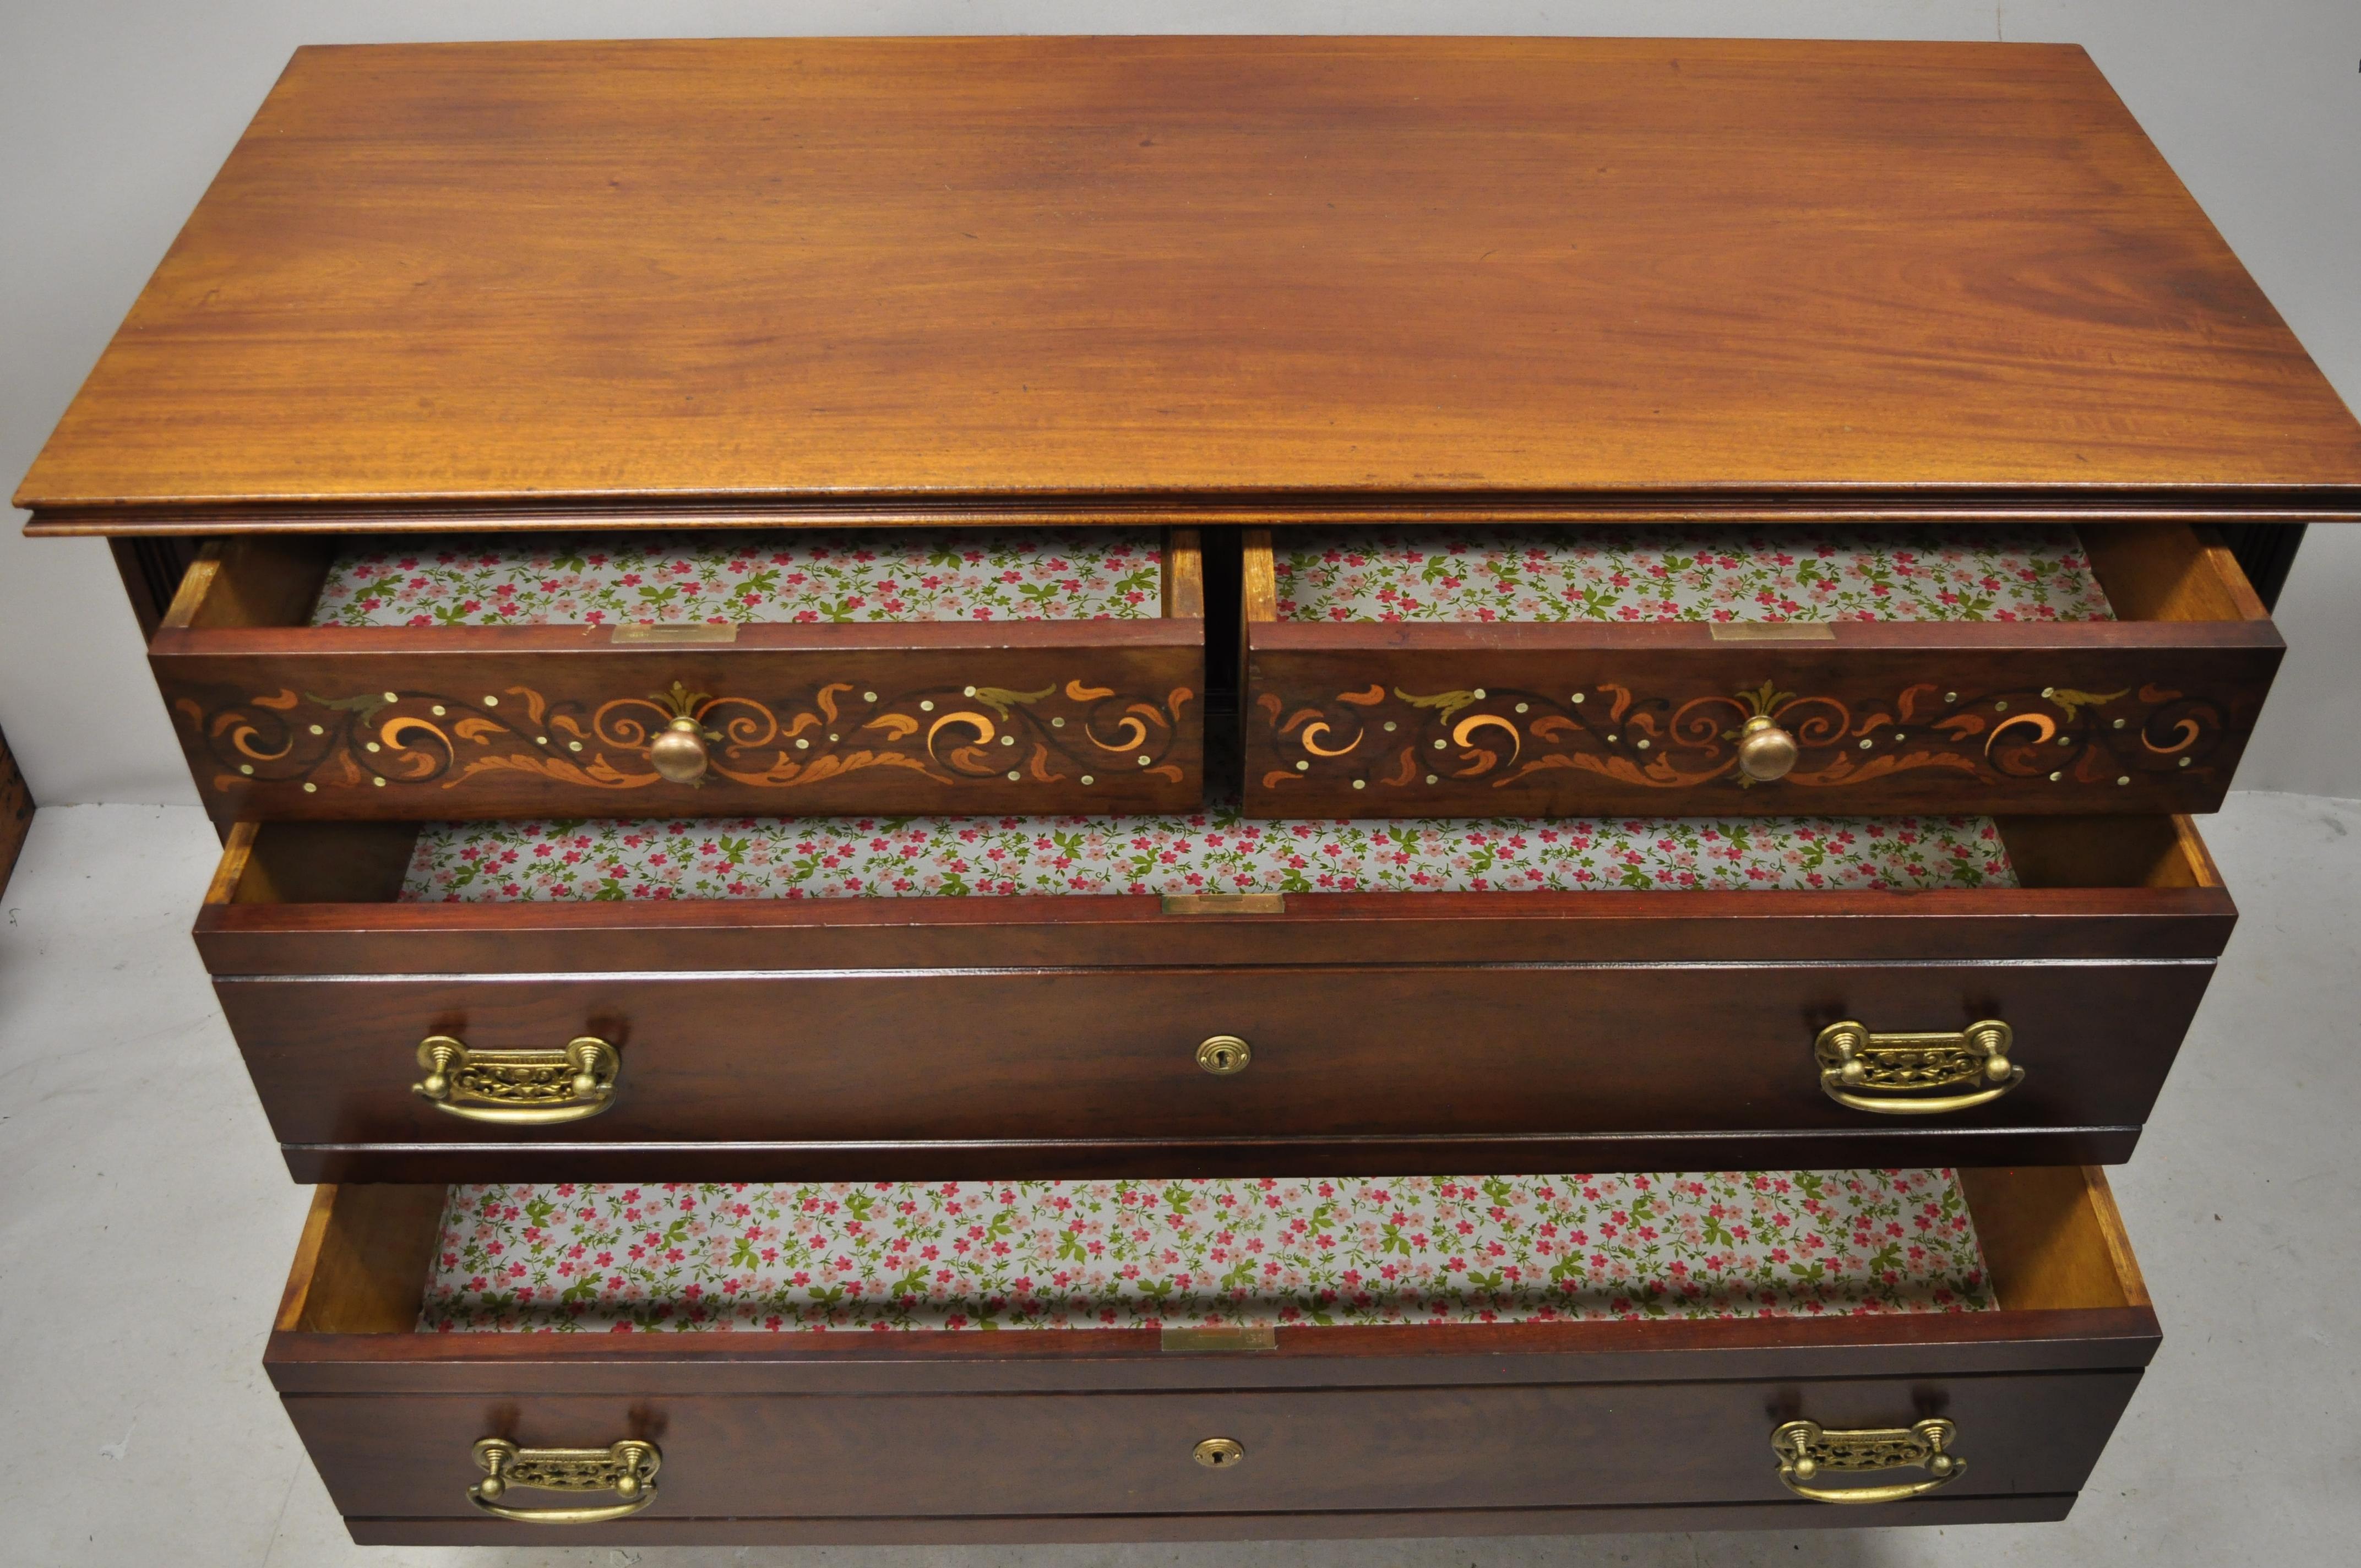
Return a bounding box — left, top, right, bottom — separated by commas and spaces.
1242, 522, 2281, 818
152, 526, 1205, 823
269, 1166, 2157, 1544
198, 804, 2232, 1182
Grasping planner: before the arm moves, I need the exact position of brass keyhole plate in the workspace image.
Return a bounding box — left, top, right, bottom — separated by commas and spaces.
1196, 1035, 1252, 1075
1193, 1436, 1245, 1469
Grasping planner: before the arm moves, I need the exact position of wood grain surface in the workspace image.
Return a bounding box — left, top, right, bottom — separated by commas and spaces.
155, 623, 1206, 821
20, 37, 2361, 531
333, 1495, 2081, 1545
264, 1169, 2155, 1541
193, 807, 2240, 979
214, 960, 2215, 1179
198, 808, 2231, 1179
1241, 521, 2286, 817
281, 1374, 2142, 1523
150, 526, 1206, 821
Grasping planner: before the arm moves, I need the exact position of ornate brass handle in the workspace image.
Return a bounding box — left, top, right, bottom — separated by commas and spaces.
1737, 715, 1799, 781
1815, 1019, 2020, 1115
414, 1035, 619, 1124
469, 1438, 659, 1524
1772, 1418, 1963, 1504
1196, 1035, 1252, 1075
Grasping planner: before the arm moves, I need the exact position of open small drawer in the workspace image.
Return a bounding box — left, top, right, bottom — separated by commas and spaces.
198, 804, 2231, 1183
1241, 522, 2281, 818
152, 527, 1205, 822
269, 1166, 2157, 1544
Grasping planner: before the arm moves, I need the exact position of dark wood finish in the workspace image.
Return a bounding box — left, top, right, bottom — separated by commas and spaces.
19, 39, 2361, 533
278, 1131, 2154, 1186
286, 1375, 2140, 1526
151, 528, 1205, 823
198, 813, 2229, 1180
265, 1168, 2157, 1542
193, 812, 2237, 976
0, 724, 30, 895
216, 962, 2213, 1181
2221, 522, 2306, 611
195, 885, 2240, 973
1244, 524, 2284, 816
344, 1495, 2081, 1546
107, 536, 204, 641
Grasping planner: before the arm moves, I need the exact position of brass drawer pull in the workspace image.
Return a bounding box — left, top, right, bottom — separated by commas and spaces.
1772, 1418, 1963, 1505
1815, 1019, 2020, 1115
414, 1035, 619, 1124
1193, 1436, 1246, 1469
1196, 1035, 1252, 1075
469, 1438, 659, 1524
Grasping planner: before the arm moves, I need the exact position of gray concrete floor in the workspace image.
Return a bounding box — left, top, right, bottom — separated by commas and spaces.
2, 793, 2357, 1566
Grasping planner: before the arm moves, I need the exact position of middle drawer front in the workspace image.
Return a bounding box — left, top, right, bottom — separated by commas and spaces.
201, 809, 2234, 1183
221, 961, 2213, 1183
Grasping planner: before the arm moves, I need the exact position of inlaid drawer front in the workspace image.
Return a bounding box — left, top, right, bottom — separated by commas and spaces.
197, 811, 2232, 1182
150, 528, 1205, 823
266, 1168, 2157, 1543
1242, 524, 2282, 818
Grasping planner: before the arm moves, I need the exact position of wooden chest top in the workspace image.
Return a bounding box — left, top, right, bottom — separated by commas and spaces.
19, 35, 2361, 531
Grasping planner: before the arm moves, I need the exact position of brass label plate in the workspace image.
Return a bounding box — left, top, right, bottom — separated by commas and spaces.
1161, 1326, 1277, 1353
1161, 893, 1286, 916
612, 624, 739, 644
1161, 892, 1293, 921
1708, 623, 1836, 642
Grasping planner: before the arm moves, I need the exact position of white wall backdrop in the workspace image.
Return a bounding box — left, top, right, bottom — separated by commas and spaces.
4, 1, 2357, 805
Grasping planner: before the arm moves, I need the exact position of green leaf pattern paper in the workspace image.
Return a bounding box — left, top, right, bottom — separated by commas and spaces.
420, 1170, 1992, 1333
1275, 525, 2114, 623
400, 809, 2016, 902
312, 529, 1162, 626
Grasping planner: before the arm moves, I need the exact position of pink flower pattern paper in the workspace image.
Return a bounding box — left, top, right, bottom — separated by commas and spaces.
420, 1170, 1992, 1333
1274, 525, 2113, 624
312, 529, 1162, 627
399, 809, 2015, 902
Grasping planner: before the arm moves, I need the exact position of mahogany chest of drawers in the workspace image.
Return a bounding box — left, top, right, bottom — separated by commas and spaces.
20, 34, 2361, 1545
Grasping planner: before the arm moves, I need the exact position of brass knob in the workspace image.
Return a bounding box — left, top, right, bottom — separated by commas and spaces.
649, 716, 711, 785
1196, 1035, 1252, 1075
1193, 1437, 1246, 1469
1737, 715, 1798, 781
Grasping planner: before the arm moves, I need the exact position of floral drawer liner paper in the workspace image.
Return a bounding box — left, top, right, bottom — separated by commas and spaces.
420, 1170, 1994, 1333
312, 529, 1163, 627
1273, 524, 2114, 624
399, 807, 2017, 901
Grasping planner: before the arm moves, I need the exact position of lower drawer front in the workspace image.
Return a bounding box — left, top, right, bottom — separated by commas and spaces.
288, 1373, 2140, 1536
222, 961, 2212, 1178
267, 1169, 2159, 1544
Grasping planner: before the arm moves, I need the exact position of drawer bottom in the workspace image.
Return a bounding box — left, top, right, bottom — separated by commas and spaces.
269, 1166, 2158, 1543
344, 1492, 2080, 1546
